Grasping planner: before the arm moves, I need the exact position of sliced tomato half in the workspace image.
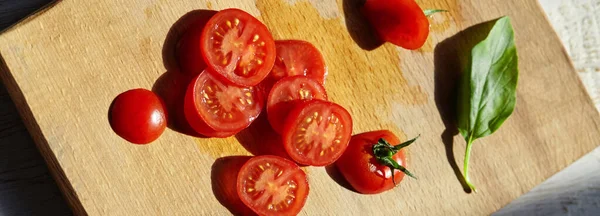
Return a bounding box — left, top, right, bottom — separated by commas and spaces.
267, 76, 327, 134
237, 155, 309, 216
261, 40, 327, 91
201, 8, 276, 86
282, 100, 353, 166
184, 70, 263, 137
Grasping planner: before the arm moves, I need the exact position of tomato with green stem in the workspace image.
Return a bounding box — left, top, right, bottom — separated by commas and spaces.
237, 155, 309, 216
335, 130, 418, 194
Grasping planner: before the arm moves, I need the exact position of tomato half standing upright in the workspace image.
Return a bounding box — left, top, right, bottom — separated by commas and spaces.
261, 40, 327, 91
335, 130, 417, 194
267, 76, 328, 134
201, 8, 276, 86
361, 0, 430, 50
282, 100, 352, 166
237, 155, 309, 216
184, 70, 263, 137
109, 89, 167, 144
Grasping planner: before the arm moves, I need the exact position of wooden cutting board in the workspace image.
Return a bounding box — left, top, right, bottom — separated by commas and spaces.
1, 0, 599, 215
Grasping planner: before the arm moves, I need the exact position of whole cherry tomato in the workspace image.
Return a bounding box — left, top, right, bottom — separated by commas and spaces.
109, 89, 167, 144
335, 130, 418, 194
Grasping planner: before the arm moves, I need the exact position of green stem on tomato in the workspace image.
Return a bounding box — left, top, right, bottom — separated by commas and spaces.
463, 134, 477, 192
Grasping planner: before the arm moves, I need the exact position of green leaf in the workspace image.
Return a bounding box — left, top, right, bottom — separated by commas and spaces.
456, 16, 519, 191
424, 9, 447, 17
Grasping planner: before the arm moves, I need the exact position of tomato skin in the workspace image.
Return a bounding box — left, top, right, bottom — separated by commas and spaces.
261, 40, 327, 92
237, 155, 309, 216
267, 76, 328, 134
282, 100, 353, 166
201, 8, 276, 87
361, 0, 429, 50
176, 11, 217, 75
335, 130, 407, 194
109, 89, 167, 144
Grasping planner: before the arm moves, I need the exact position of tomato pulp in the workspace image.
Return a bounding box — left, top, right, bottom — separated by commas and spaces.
201, 8, 276, 86
282, 100, 352, 166
361, 0, 430, 49
267, 76, 328, 134
237, 155, 309, 216
261, 40, 327, 91
184, 70, 263, 137
109, 89, 167, 144
335, 130, 409, 194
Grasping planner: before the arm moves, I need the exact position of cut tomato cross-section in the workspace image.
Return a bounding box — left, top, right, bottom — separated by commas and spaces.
237, 155, 309, 216
282, 100, 353, 166
267, 76, 327, 134
201, 8, 276, 86
184, 70, 263, 137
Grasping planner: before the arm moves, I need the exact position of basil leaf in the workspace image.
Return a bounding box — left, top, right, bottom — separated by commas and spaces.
423, 9, 447, 17
456, 16, 519, 191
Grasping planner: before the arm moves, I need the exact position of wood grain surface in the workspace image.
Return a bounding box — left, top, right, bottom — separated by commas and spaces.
0, 0, 599, 215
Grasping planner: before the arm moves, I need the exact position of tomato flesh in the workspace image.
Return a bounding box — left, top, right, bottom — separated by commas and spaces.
201, 8, 276, 86
335, 130, 408, 194
237, 155, 309, 216
261, 40, 327, 91
282, 100, 352, 166
267, 76, 327, 134
184, 70, 262, 137
109, 89, 167, 144
361, 0, 429, 50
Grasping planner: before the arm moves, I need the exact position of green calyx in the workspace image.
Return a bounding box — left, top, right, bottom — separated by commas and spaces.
372, 136, 419, 185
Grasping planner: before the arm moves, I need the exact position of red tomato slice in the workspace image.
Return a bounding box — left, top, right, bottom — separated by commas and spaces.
201, 8, 276, 87
109, 89, 167, 144
282, 100, 352, 166
267, 76, 327, 134
335, 130, 408, 194
184, 70, 263, 137
237, 155, 309, 216
261, 40, 327, 91
361, 0, 429, 50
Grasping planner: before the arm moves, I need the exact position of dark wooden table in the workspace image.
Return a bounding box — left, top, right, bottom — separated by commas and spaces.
1, 0, 72, 215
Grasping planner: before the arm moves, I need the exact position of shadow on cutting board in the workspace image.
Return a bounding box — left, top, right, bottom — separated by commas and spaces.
433, 19, 497, 194
211, 156, 257, 216
152, 9, 217, 137
341, 0, 383, 50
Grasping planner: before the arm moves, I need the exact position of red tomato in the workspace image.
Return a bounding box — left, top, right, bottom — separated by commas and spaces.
109, 89, 167, 144
267, 76, 328, 134
335, 130, 413, 194
176, 11, 217, 75
282, 100, 352, 166
261, 40, 327, 91
361, 0, 429, 50
237, 155, 309, 216
201, 8, 276, 87
184, 70, 263, 137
